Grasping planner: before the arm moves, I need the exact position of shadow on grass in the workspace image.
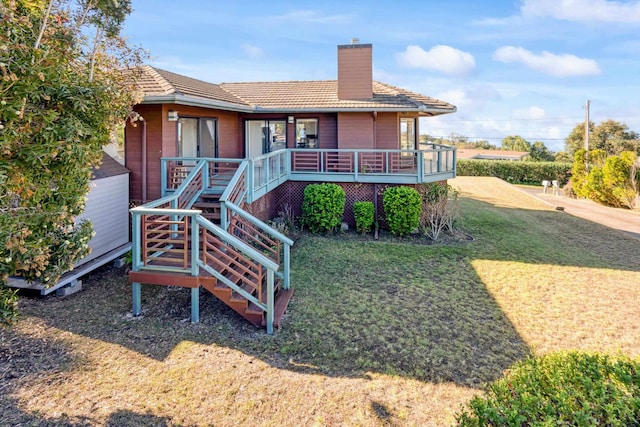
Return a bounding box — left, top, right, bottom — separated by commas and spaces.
12, 236, 531, 389
8, 194, 638, 392
0, 394, 178, 427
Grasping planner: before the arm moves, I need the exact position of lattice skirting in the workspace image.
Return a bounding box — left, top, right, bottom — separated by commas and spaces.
245, 181, 446, 229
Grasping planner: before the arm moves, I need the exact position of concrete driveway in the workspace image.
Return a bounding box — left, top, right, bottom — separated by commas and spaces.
517, 185, 640, 240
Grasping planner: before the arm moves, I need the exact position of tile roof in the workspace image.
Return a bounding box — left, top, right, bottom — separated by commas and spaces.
457, 149, 530, 160
135, 65, 456, 115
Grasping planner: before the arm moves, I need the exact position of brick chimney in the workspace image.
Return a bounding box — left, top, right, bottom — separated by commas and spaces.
337, 40, 373, 100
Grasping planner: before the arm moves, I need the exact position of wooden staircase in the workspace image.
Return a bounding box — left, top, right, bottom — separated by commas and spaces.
131, 158, 293, 333
201, 271, 293, 328
193, 193, 222, 223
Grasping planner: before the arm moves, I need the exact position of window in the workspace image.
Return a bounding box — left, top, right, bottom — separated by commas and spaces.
177, 117, 217, 158
400, 117, 416, 152
296, 118, 318, 148
245, 120, 287, 158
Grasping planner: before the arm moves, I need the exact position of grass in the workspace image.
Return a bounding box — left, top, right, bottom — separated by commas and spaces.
1, 176, 639, 426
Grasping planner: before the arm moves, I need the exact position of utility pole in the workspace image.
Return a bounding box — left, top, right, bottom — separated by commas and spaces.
585, 99, 590, 169
584, 99, 590, 151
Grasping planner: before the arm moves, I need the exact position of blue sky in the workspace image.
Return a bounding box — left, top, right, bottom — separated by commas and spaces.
123, 0, 640, 152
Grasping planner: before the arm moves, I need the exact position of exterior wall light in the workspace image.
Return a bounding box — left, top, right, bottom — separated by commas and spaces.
168, 110, 178, 121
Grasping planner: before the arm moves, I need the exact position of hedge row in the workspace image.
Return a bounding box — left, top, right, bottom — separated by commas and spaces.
457, 160, 572, 185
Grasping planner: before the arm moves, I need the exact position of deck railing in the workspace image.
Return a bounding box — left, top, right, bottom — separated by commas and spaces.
218, 161, 293, 290
160, 145, 456, 202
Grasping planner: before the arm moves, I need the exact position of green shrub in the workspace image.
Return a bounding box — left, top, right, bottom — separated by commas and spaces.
572, 149, 639, 208
301, 183, 345, 233
457, 160, 572, 185
456, 351, 640, 427
383, 186, 422, 236
0, 286, 18, 326
353, 201, 374, 235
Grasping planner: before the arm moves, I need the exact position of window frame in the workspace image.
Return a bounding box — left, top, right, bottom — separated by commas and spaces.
176, 116, 218, 158
295, 118, 319, 148
400, 117, 417, 152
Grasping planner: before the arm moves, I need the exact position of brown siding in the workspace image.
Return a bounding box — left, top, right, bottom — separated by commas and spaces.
337, 44, 373, 100
337, 112, 374, 149
125, 104, 164, 202
126, 104, 242, 202
375, 112, 399, 149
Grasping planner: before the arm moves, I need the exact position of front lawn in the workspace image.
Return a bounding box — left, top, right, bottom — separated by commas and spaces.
1, 177, 639, 426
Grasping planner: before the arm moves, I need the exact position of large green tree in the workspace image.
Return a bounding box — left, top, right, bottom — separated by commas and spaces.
501, 135, 531, 152
0, 0, 144, 324
529, 141, 555, 162
565, 120, 640, 157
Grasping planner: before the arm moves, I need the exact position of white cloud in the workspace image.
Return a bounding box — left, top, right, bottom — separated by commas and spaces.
271, 10, 351, 24
512, 106, 546, 120
493, 46, 601, 77
241, 44, 264, 60
521, 0, 640, 23
397, 45, 476, 77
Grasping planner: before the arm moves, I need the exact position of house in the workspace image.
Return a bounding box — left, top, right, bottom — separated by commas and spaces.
126, 42, 458, 332
457, 149, 530, 161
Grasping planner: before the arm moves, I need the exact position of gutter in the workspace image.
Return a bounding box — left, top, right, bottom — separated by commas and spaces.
141, 95, 456, 116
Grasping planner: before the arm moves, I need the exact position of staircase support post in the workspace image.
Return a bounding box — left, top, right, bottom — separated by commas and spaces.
132, 282, 141, 316
266, 270, 275, 334
191, 287, 200, 323
283, 244, 290, 290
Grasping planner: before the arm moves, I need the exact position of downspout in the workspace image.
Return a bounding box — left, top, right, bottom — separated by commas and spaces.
141, 117, 147, 203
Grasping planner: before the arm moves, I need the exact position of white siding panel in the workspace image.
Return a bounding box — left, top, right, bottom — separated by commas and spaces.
76, 174, 130, 265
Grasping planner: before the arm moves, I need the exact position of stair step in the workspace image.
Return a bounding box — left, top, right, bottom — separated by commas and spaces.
229, 281, 258, 302
193, 202, 221, 209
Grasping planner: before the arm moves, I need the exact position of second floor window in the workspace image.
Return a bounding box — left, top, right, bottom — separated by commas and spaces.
296, 118, 318, 148
400, 117, 416, 152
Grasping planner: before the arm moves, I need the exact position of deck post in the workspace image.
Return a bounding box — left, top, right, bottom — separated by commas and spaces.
417, 151, 424, 183
266, 270, 274, 334
131, 211, 142, 270
161, 159, 167, 197
247, 160, 254, 203
283, 243, 290, 290
191, 287, 199, 323
132, 282, 141, 316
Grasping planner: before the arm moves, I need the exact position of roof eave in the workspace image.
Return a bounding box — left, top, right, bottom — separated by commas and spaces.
251, 106, 457, 115
140, 95, 457, 116
141, 94, 253, 113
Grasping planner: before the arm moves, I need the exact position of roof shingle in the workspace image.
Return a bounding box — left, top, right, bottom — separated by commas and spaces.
135, 66, 456, 114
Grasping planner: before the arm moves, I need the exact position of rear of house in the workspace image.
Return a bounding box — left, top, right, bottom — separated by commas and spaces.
126, 42, 458, 332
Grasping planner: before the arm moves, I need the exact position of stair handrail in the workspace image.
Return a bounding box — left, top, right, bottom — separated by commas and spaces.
195, 215, 278, 333
219, 160, 248, 208
223, 201, 293, 290
146, 159, 207, 210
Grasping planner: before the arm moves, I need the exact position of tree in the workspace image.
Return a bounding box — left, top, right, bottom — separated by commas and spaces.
565, 120, 639, 157
0, 0, 144, 324
501, 135, 531, 152
554, 151, 572, 163
529, 141, 555, 162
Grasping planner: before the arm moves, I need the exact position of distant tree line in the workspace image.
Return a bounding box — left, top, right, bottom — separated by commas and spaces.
425, 120, 640, 209
421, 119, 639, 163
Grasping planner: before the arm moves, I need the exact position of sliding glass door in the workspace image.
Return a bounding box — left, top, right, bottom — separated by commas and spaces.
245, 120, 286, 158
178, 117, 217, 159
